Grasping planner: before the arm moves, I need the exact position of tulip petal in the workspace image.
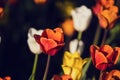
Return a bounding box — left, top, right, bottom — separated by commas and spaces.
97, 14, 108, 28
43, 28, 63, 43
95, 50, 108, 70
62, 65, 71, 75
63, 51, 80, 67
107, 70, 120, 80
27, 38, 42, 54
112, 48, 119, 64
47, 43, 64, 56
52, 75, 62, 80
90, 45, 99, 65
54, 27, 63, 33
100, 45, 113, 60
71, 67, 80, 80
27, 28, 43, 54
40, 37, 57, 55
61, 75, 72, 80
69, 39, 78, 54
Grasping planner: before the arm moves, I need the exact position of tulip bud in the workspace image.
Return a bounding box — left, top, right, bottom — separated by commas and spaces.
71, 5, 92, 32
27, 28, 43, 54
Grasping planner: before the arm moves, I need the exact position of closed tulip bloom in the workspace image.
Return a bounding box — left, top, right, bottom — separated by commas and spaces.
62, 51, 89, 80
27, 28, 43, 54
98, 6, 119, 29
92, 0, 119, 29
69, 39, 84, 54
34, 28, 64, 56
90, 45, 120, 71
71, 5, 92, 32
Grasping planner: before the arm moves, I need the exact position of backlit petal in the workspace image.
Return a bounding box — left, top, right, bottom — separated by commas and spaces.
95, 50, 108, 70
62, 65, 71, 75
40, 37, 57, 55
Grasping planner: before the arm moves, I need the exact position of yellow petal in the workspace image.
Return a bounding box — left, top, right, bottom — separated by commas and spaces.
62, 65, 71, 75
63, 51, 80, 67
71, 67, 81, 80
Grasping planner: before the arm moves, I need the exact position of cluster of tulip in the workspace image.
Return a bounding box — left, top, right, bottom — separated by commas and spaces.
26, 0, 120, 80
1, 0, 120, 80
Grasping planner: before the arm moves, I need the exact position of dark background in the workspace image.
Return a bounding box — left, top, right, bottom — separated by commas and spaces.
0, 0, 120, 80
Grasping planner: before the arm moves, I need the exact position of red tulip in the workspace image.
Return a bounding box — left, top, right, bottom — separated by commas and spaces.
34, 28, 64, 56
90, 45, 120, 71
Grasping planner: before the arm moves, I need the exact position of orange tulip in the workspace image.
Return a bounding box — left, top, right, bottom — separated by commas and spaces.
90, 45, 120, 71
100, 70, 120, 80
61, 19, 74, 36
92, 0, 119, 29
0, 7, 3, 17
34, 0, 47, 4
98, 6, 119, 29
34, 28, 64, 56
100, 0, 114, 8
0, 76, 11, 80
52, 75, 72, 80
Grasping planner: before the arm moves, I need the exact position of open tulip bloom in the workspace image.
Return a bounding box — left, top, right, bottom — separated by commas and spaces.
90, 45, 120, 71
34, 27, 65, 56
27, 28, 43, 54
71, 5, 92, 32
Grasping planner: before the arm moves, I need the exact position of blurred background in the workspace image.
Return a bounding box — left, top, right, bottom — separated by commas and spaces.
0, 0, 120, 80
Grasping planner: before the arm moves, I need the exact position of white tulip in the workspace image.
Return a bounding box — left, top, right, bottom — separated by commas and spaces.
69, 39, 84, 54
71, 5, 92, 32
27, 28, 43, 54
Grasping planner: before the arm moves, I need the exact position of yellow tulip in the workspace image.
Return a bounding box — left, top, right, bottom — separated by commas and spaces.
62, 51, 89, 80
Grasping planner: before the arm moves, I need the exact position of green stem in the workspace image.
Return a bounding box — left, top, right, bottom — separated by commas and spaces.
100, 29, 107, 46
81, 25, 101, 80
93, 26, 101, 45
29, 54, 39, 80
43, 55, 51, 80
76, 31, 82, 51
77, 31, 82, 41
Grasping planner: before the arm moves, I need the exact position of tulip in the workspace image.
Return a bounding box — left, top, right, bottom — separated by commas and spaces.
62, 51, 89, 80
0, 7, 3, 17
0, 76, 11, 80
100, 0, 114, 8
69, 39, 84, 54
34, 27, 64, 56
98, 6, 119, 29
71, 5, 92, 32
100, 69, 120, 80
90, 45, 120, 71
92, 0, 119, 29
27, 28, 43, 54
34, 0, 47, 4
52, 75, 72, 80
61, 19, 75, 36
